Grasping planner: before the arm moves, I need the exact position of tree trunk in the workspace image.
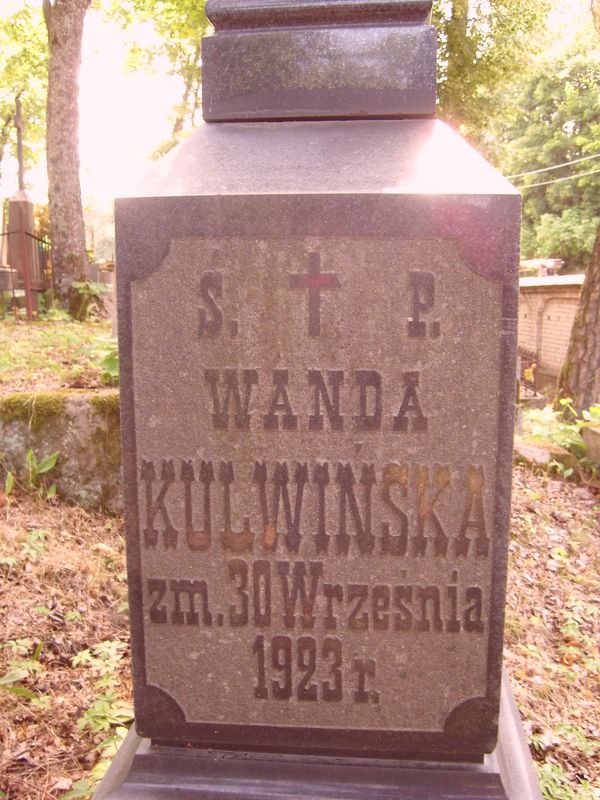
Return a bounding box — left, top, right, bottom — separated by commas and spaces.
556, 223, 600, 413
44, 0, 90, 299
443, 0, 470, 126
0, 111, 14, 187
170, 42, 202, 141
592, 0, 600, 35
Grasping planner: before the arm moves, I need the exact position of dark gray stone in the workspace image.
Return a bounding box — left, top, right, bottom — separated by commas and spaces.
202, 0, 436, 120
109, 0, 541, 792
94, 673, 543, 799
115, 117, 520, 763
206, 1, 434, 28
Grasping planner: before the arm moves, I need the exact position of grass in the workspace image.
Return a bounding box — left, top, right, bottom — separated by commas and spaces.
0, 497, 131, 799
0, 318, 114, 394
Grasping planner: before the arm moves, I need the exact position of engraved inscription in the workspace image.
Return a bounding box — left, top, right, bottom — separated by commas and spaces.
138, 459, 488, 559
204, 369, 258, 430
288, 252, 341, 337
198, 271, 223, 337
132, 236, 504, 732
408, 270, 440, 339
203, 369, 429, 434
146, 563, 485, 636
252, 635, 344, 702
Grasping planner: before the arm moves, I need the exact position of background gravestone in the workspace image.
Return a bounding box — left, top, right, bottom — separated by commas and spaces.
98, 1, 542, 797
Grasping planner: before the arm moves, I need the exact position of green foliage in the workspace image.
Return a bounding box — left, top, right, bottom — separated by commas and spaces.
580, 404, 600, 425
547, 459, 575, 480
0, 1, 48, 180
1, 447, 61, 501
534, 209, 598, 268
0, 318, 115, 391
19, 528, 48, 561
71, 281, 108, 301
69, 640, 134, 796
523, 401, 600, 478
40, 307, 72, 323
0, 668, 38, 699
433, 0, 551, 145
93, 339, 119, 386
68, 281, 109, 322
553, 725, 598, 757
25, 448, 59, 498
0, 640, 48, 704
61, 781, 95, 800
78, 691, 134, 733
536, 761, 595, 800
110, 0, 209, 150
523, 405, 586, 456
495, 29, 600, 269
4, 469, 14, 496
72, 639, 129, 682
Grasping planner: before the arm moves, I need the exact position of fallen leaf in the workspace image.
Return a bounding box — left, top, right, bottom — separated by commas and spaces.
52, 777, 72, 790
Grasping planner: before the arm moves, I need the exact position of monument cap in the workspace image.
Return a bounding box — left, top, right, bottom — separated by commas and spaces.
205, 0, 434, 27
202, 0, 436, 121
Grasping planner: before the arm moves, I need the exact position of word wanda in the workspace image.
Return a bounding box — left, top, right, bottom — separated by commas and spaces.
203, 368, 428, 433
140, 459, 489, 558
147, 561, 485, 634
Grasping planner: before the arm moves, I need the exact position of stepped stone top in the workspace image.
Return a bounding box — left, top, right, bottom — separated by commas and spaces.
201, 0, 436, 121
205, 0, 433, 28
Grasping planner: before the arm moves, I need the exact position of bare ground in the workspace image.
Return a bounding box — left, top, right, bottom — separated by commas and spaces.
0, 466, 598, 799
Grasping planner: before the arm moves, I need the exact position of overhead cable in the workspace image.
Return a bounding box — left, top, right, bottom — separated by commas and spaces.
507, 151, 600, 179
518, 165, 600, 189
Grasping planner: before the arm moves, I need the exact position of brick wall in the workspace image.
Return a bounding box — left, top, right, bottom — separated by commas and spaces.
518, 275, 584, 385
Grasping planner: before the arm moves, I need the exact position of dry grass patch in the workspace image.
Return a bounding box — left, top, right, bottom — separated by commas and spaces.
506, 467, 600, 798
0, 498, 130, 799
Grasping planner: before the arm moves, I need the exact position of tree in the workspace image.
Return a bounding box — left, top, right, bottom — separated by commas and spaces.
43, 0, 90, 298
433, 0, 551, 147
111, 0, 209, 155
555, 1, 600, 411
494, 30, 600, 271
556, 228, 600, 412
0, 2, 47, 188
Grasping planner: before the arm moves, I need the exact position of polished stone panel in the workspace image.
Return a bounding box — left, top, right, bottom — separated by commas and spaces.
115, 118, 519, 761
201, 1, 436, 120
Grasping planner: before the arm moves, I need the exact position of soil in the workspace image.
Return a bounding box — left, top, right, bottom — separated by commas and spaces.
0, 466, 598, 799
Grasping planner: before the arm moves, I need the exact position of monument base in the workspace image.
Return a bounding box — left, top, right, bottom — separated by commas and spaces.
95, 675, 541, 800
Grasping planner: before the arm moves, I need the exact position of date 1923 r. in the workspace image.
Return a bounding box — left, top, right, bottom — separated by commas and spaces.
252, 635, 379, 704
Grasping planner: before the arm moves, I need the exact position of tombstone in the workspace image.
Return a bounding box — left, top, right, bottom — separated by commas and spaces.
6, 189, 39, 315
6, 97, 46, 317
0, 211, 17, 293
97, 2, 542, 797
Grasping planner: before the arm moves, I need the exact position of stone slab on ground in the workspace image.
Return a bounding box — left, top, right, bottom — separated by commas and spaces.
513, 436, 578, 473
582, 425, 600, 465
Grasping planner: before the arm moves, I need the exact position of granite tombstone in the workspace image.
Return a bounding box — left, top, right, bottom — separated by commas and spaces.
98, 1, 542, 797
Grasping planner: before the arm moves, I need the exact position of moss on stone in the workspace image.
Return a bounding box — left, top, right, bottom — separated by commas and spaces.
90, 392, 121, 466
90, 392, 120, 417
0, 391, 68, 432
